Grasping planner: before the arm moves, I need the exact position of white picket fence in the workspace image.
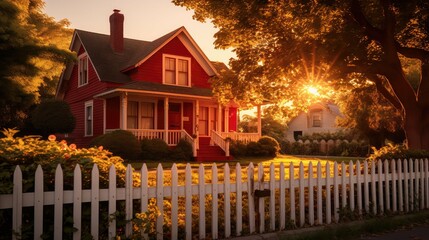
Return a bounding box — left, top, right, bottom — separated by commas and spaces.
1, 159, 429, 240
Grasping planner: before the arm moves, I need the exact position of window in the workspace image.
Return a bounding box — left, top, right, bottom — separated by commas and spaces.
78, 54, 88, 86
163, 55, 190, 86
141, 102, 154, 129
127, 101, 139, 129
85, 101, 93, 136
310, 110, 322, 127
294, 131, 303, 141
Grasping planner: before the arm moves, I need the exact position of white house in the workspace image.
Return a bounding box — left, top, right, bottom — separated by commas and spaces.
285, 102, 343, 141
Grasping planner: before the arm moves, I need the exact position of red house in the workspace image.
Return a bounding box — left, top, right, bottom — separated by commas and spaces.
56, 10, 261, 161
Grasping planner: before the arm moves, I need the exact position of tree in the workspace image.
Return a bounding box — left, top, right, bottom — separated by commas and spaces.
173, 0, 429, 150
239, 114, 286, 141
31, 100, 75, 137
0, 0, 74, 129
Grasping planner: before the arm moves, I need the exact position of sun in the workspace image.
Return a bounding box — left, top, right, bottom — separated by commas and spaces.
306, 85, 320, 96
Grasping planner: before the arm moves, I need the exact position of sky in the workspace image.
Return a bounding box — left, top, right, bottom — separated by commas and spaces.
43, 0, 235, 65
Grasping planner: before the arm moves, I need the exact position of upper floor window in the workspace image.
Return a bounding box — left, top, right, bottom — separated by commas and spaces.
78, 54, 88, 87
310, 109, 322, 128
163, 54, 191, 86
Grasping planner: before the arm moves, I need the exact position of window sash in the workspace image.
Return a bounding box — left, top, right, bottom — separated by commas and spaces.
79, 55, 88, 86
164, 55, 190, 86
85, 103, 93, 136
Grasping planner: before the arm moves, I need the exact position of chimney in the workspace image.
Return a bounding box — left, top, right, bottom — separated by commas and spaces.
109, 9, 124, 53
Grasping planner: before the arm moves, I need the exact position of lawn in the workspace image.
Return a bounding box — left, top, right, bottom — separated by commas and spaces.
127, 154, 365, 170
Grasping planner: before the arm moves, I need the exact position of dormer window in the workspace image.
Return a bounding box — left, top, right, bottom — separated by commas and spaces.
78, 53, 88, 87
310, 109, 322, 127
163, 54, 191, 87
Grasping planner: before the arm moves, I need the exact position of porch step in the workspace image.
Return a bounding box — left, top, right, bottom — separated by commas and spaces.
196, 136, 233, 162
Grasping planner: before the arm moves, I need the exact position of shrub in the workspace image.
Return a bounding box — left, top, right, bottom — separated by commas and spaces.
367, 143, 429, 162
90, 130, 141, 161
169, 138, 193, 161
140, 138, 169, 161
31, 100, 75, 137
246, 141, 264, 156
257, 136, 280, 157
230, 140, 248, 157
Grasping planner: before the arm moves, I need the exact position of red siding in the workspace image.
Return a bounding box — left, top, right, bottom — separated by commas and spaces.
128, 37, 211, 88
228, 107, 238, 132
106, 97, 120, 129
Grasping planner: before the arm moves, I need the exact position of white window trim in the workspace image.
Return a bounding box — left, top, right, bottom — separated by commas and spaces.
78, 53, 89, 87
84, 100, 93, 137
162, 54, 191, 87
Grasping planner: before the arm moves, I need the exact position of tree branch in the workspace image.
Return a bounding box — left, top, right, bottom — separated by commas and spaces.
350, 0, 384, 42
396, 43, 429, 60
368, 74, 403, 110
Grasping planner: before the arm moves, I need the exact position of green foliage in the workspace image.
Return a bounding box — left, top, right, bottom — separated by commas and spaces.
230, 140, 248, 157
298, 131, 356, 142
230, 136, 280, 158
90, 130, 142, 161
169, 138, 193, 161
140, 138, 170, 161
257, 136, 280, 157
368, 143, 429, 162
0, 0, 74, 129
31, 100, 75, 137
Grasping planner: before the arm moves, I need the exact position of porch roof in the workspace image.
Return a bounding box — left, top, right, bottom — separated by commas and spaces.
94, 81, 213, 99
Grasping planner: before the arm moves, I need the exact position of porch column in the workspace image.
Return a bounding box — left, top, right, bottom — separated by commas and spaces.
217, 103, 222, 133
120, 92, 128, 130
164, 97, 169, 143
257, 105, 262, 137
225, 107, 230, 132
195, 100, 200, 150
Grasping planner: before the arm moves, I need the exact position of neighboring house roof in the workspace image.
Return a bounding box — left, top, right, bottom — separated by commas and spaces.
56, 26, 220, 98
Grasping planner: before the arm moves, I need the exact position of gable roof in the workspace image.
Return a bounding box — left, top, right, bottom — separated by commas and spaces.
56, 26, 220, 98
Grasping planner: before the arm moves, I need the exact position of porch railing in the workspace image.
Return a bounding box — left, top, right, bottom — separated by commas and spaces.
181, 131, 197, 157
211, 130, 230, 157
220, 132, 260, 143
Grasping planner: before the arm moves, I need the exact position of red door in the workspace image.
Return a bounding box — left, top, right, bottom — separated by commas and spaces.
168, 103, 181, 130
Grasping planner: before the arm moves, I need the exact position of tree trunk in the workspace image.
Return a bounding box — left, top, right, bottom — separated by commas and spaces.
403, 106, 429, 151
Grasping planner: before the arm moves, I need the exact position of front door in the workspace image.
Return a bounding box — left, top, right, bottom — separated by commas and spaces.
168, 103, 181, 130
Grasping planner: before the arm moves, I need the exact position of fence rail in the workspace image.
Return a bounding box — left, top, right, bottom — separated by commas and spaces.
1, 159, 429, 240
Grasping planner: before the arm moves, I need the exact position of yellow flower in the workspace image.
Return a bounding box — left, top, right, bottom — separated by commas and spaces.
48, 135, 56, 142
69, 144, 77, 150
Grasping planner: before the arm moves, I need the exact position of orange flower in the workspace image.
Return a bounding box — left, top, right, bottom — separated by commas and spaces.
98, 146, 103, 151
48, 135, 56, 142
69, 144, 77, 150
64, 153, 71, 159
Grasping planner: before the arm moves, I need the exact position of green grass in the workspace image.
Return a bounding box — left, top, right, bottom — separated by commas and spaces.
280, 211, 429, 240
126, 154, 365, 170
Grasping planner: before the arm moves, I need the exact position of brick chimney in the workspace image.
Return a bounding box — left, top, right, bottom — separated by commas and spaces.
109, 9, 124, 53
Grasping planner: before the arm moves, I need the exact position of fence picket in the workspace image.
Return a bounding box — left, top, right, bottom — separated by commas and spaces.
391, 160, 397, 212
420, 159, 425, 209
236, 163, 243, 236
34, 165, 44, 239
269, 163, 275, 231
73, 165, 82, 240
185, 163, 192, 240
54, 164, 63, 240
91, 165, 100, 239
279, 163, 286, 230
171, 164, 179, 240
384, 160, 390, 211
12, 166, 22, 240
317, 162, 322, 225
410, 160, 415, 211
108, 165, 117, 240
199, 164, 206, 238
299, 162, 305, 227
308, 162, 314, 226
415, 160, 419, 210
398, 160, 403, 212
333, 162, 339, 222
371, 161, 377, 214
364, 161, 369, 213
258, 163, 265, 233
212, 164, 219, 239
247, 163, 255, 233
125, 165, 133, 237
341, 162, 347, 209
404, 159, 409, 212
425, 159, 429, 209
349, 161, 355, 211
356, 160, 362, 214
156, 164, 164, 240
289, 162, 296, 226
224, 164, 231, 238
325, 162, 331, 224
141, 164, 149, 239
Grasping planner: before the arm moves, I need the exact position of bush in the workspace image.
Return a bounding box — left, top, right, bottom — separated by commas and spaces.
368, 143, 429, 162
31, 100, 75, 137
246, 141, 264, 156
230, 140, 248, 157
257, 136, 280, 157
90, 130, 141, 161
169, 138, 193, 161
140, 138, 169, 161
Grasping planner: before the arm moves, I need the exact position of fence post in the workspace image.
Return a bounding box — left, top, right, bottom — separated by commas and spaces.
12, 166, 22, 240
